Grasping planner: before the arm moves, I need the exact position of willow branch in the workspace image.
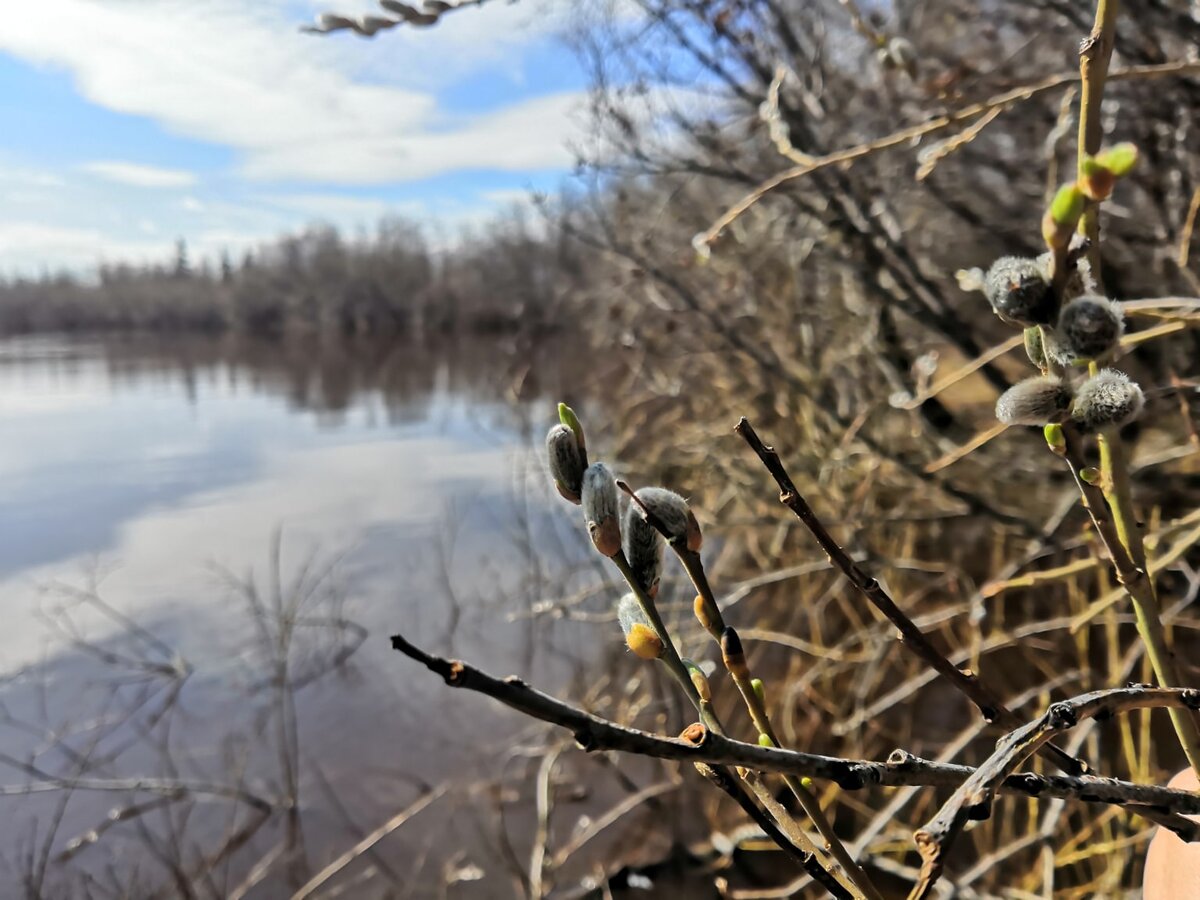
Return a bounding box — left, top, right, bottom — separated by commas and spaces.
910, 685, 1200, 899
389, 632, 1200, 820
733, 417, 1088, 776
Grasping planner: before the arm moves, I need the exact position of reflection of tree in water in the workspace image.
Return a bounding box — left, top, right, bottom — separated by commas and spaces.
71, 331, 601, 427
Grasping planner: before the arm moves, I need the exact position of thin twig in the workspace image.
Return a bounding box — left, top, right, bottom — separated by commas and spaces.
290, 785, 446, 900
388, 632, 1200, 818
697, 59, 1200, 251
733, 417, 1088, 776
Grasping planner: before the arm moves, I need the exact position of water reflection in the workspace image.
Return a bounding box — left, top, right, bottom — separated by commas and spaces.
0, 333, 666, 898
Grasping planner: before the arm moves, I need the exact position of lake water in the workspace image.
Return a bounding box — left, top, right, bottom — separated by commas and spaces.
0, 334, 690, 898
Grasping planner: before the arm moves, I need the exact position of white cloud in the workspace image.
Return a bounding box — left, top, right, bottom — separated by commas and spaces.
81, 161, 198, 188
242, 90, 582, 182
0, 0, 583, 185
0, 223, 171, 273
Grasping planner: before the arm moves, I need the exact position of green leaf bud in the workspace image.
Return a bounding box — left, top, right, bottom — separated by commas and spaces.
751, 678, 766, 707
1044, 423, 1066, 454
1095, 142, 1138, 177
557, 403, 587, 463
1043, 183, 1086, 249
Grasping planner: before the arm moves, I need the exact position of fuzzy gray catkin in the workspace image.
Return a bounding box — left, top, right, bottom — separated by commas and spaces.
545, 424, 584, 504
633, 487, 702, 551
623, 501, 664, 598
995, 376, 1073, 426
581, 463, 620, 556
1044, 295, 1124, 365
984, 256, 1054, 326
1071, 369, 1144, 431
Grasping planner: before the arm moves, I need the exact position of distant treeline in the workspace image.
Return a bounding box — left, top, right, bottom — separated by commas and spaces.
0, 212, 585, 338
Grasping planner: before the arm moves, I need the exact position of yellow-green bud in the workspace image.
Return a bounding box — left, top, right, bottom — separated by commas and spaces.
557, 403, 587, 459
1095, 142, 1138, 177
751, 678, 766, 707
1043, 183, 1086, 250
1044, 423, 1066, 454
682, 658, 712, 703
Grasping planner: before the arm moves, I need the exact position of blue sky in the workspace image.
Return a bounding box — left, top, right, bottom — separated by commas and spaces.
0, 0, 590, 275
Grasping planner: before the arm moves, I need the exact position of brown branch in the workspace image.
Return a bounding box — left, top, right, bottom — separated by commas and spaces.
388, 633, 1200, 819
695, 763, 853, 899
910, 685, 1200, 899
733, 417, 1088, 776
698, 59, 1200, 250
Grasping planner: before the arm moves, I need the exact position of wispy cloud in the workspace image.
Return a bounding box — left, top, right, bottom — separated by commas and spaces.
81, 161, 198, 188
0, 0, 581, 185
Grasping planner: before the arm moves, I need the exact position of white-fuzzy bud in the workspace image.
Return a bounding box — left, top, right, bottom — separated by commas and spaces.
634, 487, 700, 550
623, 501, 663, 598
1044, 295, 1124, 364
995, 376, 1073, 426
582, 463, 620, 556
1071, 369, 1145, 431
546, 424, 584, 503
984, 256, 1054, 326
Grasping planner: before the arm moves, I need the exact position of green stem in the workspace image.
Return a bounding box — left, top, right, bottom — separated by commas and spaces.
1076, 0, 1119, 283
1056, 430, 1200, 778
1096, 431, 1200, 777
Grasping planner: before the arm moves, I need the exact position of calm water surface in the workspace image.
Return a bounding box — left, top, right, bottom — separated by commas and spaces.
0, 334, 671, 898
